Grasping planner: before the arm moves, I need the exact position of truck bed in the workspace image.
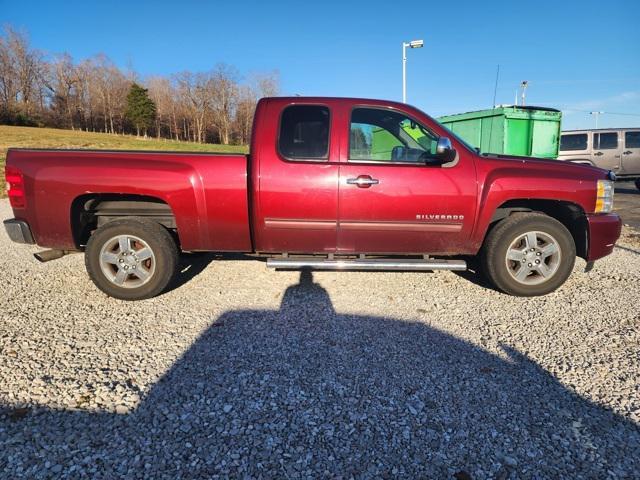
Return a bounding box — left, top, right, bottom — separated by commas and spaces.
6, 148, 252, 251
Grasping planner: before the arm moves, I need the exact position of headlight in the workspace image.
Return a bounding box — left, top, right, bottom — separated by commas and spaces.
595, 179, 614, 213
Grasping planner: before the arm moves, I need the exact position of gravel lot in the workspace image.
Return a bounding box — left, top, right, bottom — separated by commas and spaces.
1, 198, 639, 479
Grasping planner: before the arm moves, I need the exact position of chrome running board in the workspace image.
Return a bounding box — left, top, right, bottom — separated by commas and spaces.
266, 257, 466, 271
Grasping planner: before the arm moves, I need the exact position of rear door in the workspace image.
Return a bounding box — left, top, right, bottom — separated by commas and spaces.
337, 106, 477, 254
591, 131, 622, 171
253, 103, 339, 253
622, 130, 640, 175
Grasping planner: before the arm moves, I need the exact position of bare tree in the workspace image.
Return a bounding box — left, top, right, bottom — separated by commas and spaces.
0, 32, 18, 119
44, 53, 80, 129
0, 26, 45, 122
207, 64, 239, 145
148, 76, 183, 140
0, 23, 280, 144
234, 70, 280, 144
175, 71, 211, 143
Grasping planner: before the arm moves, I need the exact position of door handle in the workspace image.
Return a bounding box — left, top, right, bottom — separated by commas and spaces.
623, 150, 632, 155
594, 152, 604, 156
347, 175, 379, 188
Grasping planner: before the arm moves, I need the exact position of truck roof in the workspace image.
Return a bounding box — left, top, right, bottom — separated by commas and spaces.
261, 96, 410, 110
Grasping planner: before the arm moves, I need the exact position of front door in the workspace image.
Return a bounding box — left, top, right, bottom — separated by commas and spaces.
337, 107, 477, 254
622, 130, 640, 175
591, 131, 622, 172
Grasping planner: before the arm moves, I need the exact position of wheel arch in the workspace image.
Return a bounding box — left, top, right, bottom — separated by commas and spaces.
486, 199, 588, 260
71, 193, 178, 249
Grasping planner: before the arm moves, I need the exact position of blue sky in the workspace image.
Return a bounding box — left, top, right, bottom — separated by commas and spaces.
2, 0, 639, 129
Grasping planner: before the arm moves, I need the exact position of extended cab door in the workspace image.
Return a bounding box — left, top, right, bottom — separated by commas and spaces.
591, 131, 622, 172
337, 106, 477, 254
251, 101, 339, 253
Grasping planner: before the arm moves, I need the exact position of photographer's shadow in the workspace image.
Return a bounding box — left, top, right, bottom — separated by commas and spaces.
2, 270, 639, 478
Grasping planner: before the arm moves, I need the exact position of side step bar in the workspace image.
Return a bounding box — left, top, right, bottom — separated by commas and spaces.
267, 257, 466, 271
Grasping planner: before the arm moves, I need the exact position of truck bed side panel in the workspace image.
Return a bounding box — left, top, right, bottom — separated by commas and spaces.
6, 150, 251, 252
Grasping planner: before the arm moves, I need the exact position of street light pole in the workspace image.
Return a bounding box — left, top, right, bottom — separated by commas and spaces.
520, 80, 529, 106
590, 111, 604, 129
402, 43, 407, 103
402, 39, 424, 103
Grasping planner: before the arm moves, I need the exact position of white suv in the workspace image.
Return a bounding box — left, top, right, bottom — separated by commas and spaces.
558, 128, 640, 190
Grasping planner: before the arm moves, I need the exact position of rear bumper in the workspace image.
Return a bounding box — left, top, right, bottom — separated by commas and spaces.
3, 219, 35, 244
586, 213, 621, 261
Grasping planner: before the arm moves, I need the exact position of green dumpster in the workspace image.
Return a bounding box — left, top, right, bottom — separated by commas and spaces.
437, 106, 562, 158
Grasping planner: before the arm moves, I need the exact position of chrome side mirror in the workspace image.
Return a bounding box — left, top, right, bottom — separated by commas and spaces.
435, 137, 456, 164
436, 137, 452, 155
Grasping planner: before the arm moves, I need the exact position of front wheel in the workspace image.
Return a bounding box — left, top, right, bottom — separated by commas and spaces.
481, 213, 576, 296
85, 218, 178, 300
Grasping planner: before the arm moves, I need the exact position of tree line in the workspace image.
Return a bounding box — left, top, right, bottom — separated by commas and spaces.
0, 26, 279, 144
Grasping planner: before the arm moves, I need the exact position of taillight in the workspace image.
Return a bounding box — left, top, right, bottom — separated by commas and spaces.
5, 165, 26, 208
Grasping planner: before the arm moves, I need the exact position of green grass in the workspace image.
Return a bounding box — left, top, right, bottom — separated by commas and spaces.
0, 125, 249, 197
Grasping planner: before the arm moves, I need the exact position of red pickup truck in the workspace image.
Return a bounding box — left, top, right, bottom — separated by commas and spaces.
4, 97, 621, 300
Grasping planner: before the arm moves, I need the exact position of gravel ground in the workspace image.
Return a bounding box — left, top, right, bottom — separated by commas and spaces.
0, 198, 639, 479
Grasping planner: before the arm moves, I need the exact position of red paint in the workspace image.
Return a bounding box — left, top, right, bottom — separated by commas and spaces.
5, 96, 621, 262
585, 213, 622, 261
6, 150, 250, 251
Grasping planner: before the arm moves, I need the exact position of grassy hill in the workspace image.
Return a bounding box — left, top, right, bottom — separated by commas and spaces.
0, 125, 248, 197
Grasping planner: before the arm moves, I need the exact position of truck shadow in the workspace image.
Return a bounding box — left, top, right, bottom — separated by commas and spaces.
168, 252, 217, 291
2, 270, 638, 478
168, 252, 255, 293
451, 256, 501, 292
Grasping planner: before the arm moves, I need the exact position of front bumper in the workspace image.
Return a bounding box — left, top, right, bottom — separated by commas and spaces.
3, 218, 35, 244
586, 213, 621, 261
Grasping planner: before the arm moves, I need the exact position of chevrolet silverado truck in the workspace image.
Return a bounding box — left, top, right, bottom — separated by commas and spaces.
3, 97, 621, 300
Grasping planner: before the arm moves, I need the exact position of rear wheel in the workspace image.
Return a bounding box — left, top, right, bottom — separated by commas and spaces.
85, 218, 178, 300
481, 213, 576, 296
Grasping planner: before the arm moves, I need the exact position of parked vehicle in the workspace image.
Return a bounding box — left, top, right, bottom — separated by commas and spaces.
558, 128, 640, 190
4, 97, 621, 300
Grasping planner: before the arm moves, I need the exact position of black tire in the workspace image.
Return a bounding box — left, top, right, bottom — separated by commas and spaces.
481, 213, 576, 297
85, 218, 179, 301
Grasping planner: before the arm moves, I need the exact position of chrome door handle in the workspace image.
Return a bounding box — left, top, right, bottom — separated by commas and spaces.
594, 152, 604, 156
347, 175, 379, 188
623, 150, 632, 155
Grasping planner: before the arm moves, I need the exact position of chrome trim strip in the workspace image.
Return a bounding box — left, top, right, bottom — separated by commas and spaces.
267, 258, 467, 271
339, 221, 462, 232
264, 219, 337, 230
265, 219, 463, 233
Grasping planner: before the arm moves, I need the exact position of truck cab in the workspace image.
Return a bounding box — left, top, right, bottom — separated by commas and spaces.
250, 98, 476, 256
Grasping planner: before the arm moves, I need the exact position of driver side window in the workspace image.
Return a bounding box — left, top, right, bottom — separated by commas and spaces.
349, 107, 438, 163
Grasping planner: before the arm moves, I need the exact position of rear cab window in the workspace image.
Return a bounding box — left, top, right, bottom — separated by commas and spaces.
559, 133, 588, 151
278, 105, 330, 161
